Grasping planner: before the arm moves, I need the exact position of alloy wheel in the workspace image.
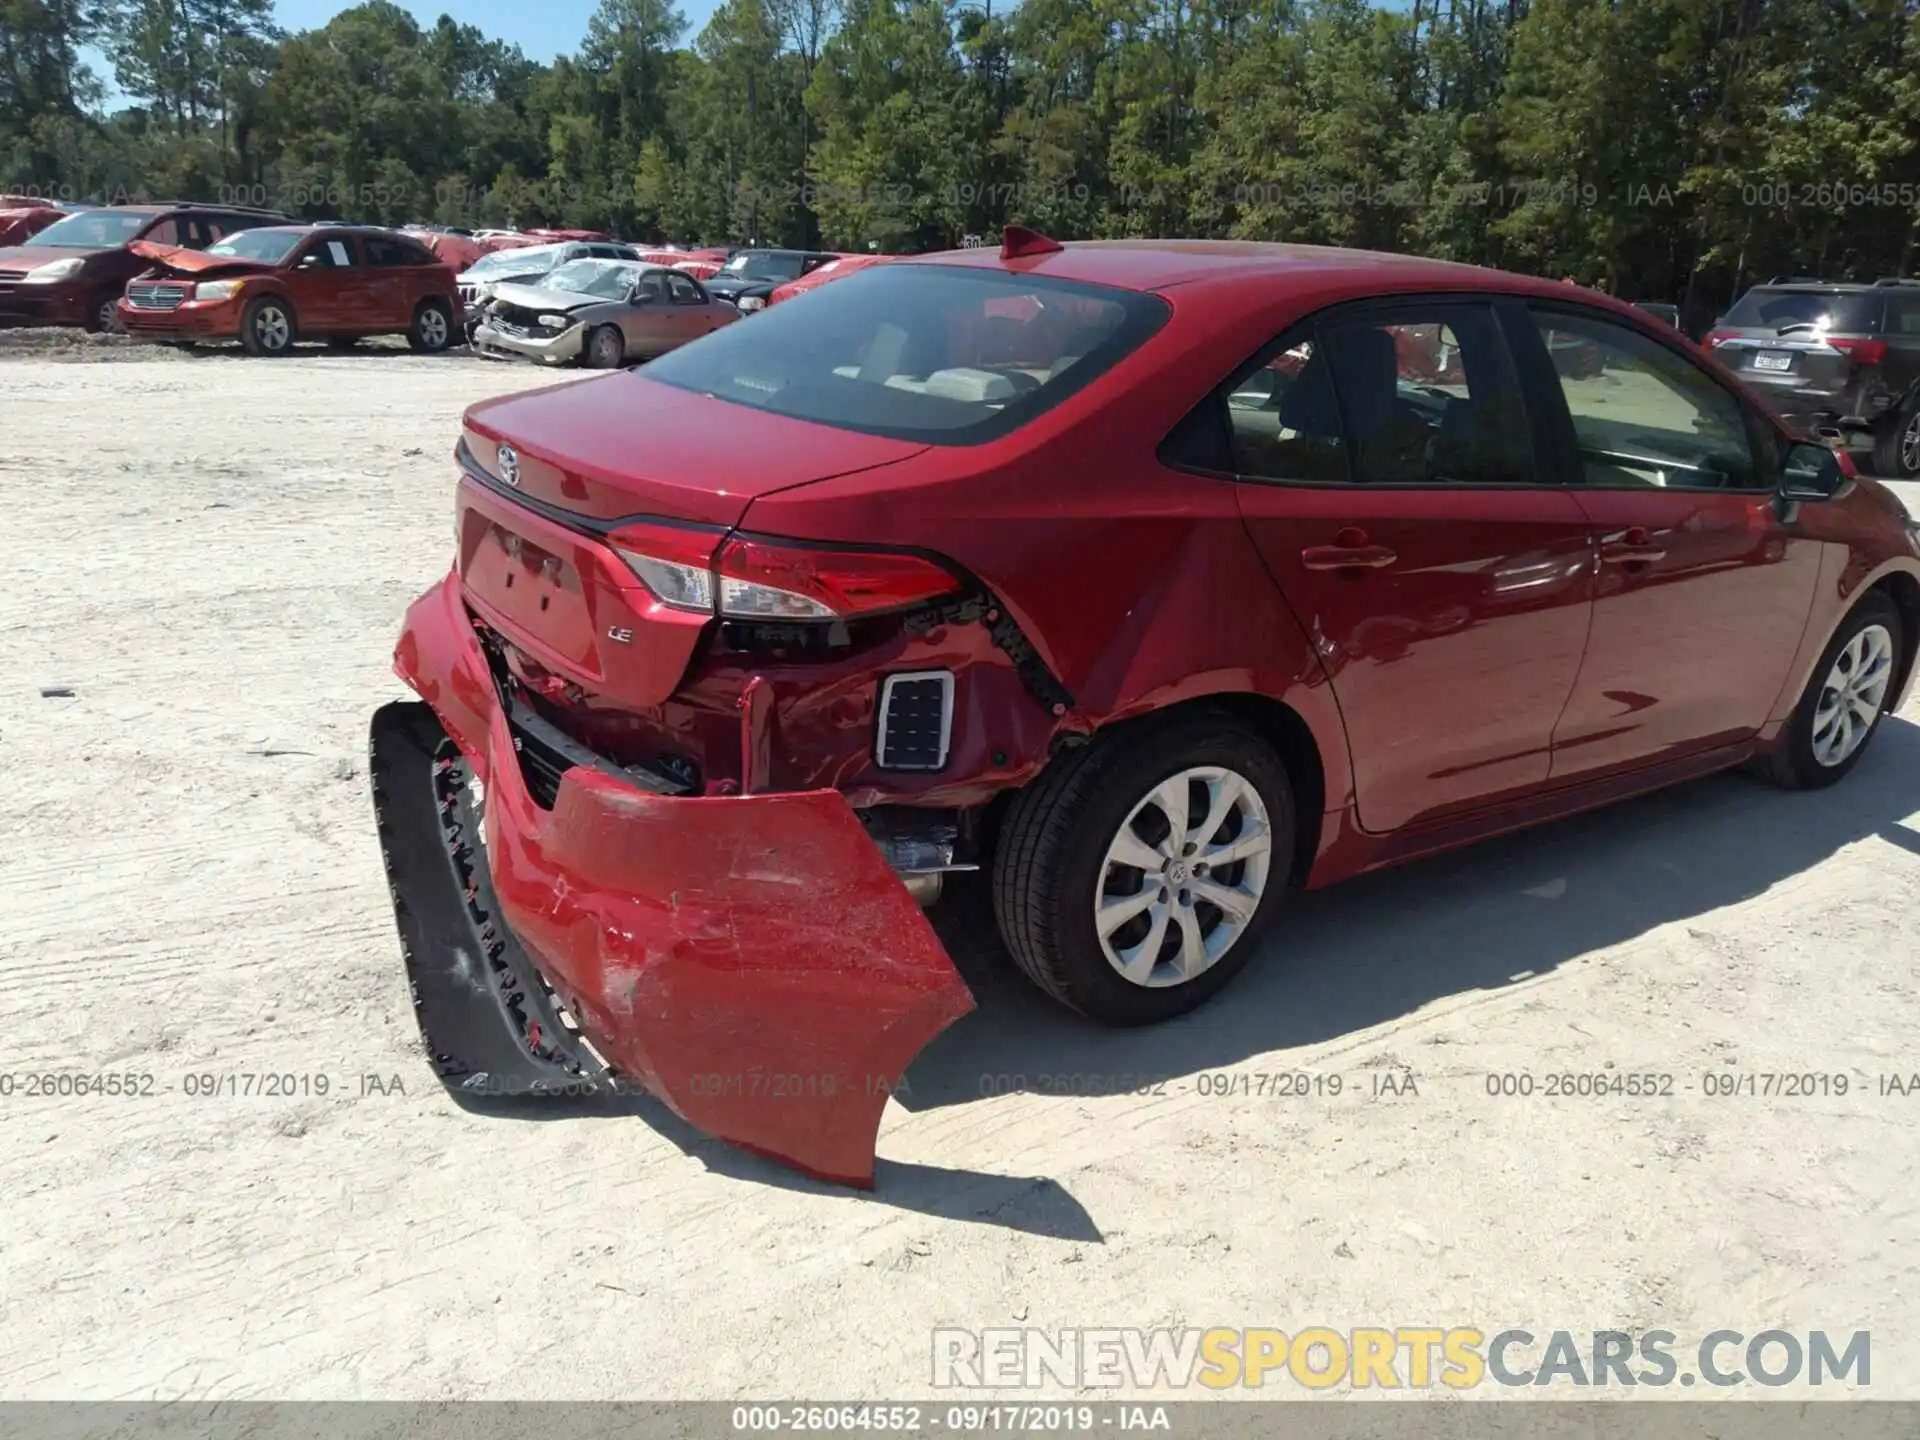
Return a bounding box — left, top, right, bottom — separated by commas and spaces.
419, 308, 449, 349
1094, 765, 1273, 987
1902, 412, 1920, 475
97, 298, 122, 334
1811, 622, 1894, 767
254, 306, 290, 352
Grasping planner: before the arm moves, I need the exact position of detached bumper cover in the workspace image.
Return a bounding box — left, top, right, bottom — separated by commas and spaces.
374, 570, 975, 1186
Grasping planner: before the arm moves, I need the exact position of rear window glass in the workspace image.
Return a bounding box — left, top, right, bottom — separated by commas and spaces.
640, 264, 1168, 444
1722, 288, 1883, 333
465, 244, 567, 278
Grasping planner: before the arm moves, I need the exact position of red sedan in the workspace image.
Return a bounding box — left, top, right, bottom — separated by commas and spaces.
372, 231, 1920, 1186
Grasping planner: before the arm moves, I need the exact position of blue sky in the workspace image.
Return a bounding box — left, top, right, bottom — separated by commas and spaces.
84, 0, 727, 105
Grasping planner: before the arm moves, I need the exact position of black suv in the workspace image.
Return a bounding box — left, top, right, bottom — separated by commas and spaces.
701, 249, 837, 313
1705, 277, 1920, 477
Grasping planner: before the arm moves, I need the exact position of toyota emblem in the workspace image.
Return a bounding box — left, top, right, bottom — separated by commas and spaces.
496, 444, 520, 487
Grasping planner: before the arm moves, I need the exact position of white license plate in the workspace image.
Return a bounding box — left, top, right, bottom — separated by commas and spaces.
1752, 351, 1794, 372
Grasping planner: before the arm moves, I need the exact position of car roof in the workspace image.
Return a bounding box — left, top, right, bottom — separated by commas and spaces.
900, 238, 1557, 294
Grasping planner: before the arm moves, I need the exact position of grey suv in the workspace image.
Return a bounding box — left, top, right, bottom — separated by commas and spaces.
1705, 277, 1920, 477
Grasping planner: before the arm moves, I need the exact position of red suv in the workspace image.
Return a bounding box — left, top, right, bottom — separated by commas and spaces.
371, 233, 1920, 1186
0, 202, 287, 332
119, 225, 462, 354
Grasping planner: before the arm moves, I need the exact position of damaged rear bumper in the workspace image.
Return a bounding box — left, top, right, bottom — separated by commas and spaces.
371, 570, 976, 1187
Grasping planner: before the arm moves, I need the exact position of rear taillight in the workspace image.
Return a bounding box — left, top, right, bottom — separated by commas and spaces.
608, 522, 722, 614
1826, 337, 1887, 366
1702, 329, 1736, 352
715, 537, 960, 619
609, 525, 962, 620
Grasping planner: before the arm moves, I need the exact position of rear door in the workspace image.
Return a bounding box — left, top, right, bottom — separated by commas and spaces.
359, 233, 422, 330
665, 270, 719, 343
1521, 303, 1822, 778
623, 269, 674, 355
1190, 297, 1597, 833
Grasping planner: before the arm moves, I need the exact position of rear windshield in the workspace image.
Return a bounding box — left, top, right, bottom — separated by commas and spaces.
547, 259, 642, 298
640, 264, 1169, 445
1722, 287, 1883, 333
722, 251, 809, 281
206, 229, 301, 262
466, 244, 567, 278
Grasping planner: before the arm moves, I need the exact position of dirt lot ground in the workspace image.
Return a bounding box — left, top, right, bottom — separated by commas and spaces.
3, 335, 1919, 1402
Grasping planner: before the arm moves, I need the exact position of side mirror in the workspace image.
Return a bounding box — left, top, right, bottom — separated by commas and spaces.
1781, 440, 1847, 501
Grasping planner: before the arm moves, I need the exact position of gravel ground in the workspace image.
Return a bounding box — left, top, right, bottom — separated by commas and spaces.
2, 339, 1918, 1402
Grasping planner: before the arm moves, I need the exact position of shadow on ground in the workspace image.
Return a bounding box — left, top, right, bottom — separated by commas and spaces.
906, 715, 1920, 1110
453, 716, 1920, 1226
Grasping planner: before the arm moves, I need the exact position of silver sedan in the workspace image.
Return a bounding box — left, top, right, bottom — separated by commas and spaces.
471, 260, 738, 367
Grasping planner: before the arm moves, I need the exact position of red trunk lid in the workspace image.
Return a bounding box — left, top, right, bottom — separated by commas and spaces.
462, 372, 927, 527
456, 373, 928, 707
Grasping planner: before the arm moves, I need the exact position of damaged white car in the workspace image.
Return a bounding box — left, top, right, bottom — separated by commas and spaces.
470, 259, 739, 368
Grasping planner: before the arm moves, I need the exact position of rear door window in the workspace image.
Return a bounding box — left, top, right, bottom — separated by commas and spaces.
1173, 302, 1537, 487
642, 264, 1167, 444
364, 235, 431, 267
140, 218, 181, 246
666, 272, 703, 304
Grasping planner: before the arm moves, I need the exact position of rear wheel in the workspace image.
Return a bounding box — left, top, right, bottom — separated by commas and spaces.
585, 324, 625, 369
239, 297, 294, 356
1758, 591, 1903, 789
992, 717, 1294, 1025
408, 299, 454, 354
1872, 400, 1920, 479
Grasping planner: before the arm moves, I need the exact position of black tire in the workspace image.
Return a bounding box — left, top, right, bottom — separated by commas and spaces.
1871, 399, 1920, 479
239, 296, 295, 356
86, 290, 123, 335
408, 298, 455, 354
585, 324, 625, 369
992, 716, 1296, 1025
1757, 591, 1903, 789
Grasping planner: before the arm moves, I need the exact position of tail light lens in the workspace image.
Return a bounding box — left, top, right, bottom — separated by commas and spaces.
609, 525, 962, 620
1826, 337, 1887, 366
1702, 329, 1736, 352
608, 522, 722, 614
715, 537, 961, 619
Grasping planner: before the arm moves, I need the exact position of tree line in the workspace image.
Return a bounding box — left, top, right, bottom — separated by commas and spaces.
4, 0, 1918, 316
